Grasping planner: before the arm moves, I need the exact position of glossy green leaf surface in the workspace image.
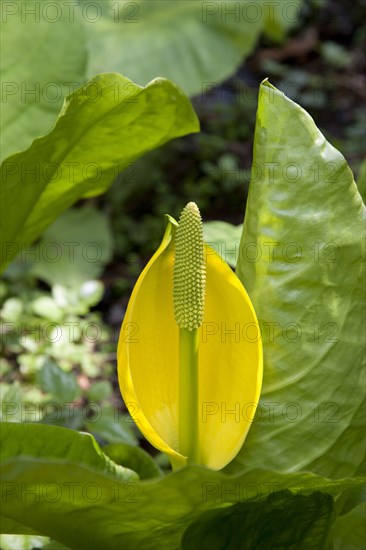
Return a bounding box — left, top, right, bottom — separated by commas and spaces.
234, 81, 365, 479
82, 0, 263, 97
0, 422, 363, 550
103, 443, 163, 480
356, 158, 366, 203
332, 503, 366, 550
2, 0, 300, 166
0, 423, 137, 483
0, 73, 199, 271
0, 519, 40, 537
182, 491, 334, 550
0, 0, 86, 162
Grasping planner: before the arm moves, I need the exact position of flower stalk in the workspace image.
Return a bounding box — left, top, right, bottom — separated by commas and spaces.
173, 202, 206, 464
178, 327, 200, 464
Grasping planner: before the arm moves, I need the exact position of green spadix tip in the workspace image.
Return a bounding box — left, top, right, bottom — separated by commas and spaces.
173, 202, 206, 330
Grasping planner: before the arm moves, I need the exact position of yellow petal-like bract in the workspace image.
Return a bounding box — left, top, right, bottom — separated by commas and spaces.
117, 214, 262, 470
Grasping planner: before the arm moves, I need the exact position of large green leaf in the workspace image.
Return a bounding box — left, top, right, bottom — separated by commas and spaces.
0, 423, 363, 550
81, 0, 263, 97
102, 443, 163, 480
0, 0, 86, 162
1, 0, 301, 169
234, 81, 365, 479
30, 205, 113, 287
1, 1, 301, 165
0, 423, 137, 483
0, 518, 40, 537
356, 158, 366, 203
182, 491, 335, 550
332, 503, 366, 550
0, 73, 199, 270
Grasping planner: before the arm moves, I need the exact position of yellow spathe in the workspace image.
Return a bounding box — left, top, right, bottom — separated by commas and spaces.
117, 216, 262, 470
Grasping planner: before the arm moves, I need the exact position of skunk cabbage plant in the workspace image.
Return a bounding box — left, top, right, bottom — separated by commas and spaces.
118, 203, 263, 470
